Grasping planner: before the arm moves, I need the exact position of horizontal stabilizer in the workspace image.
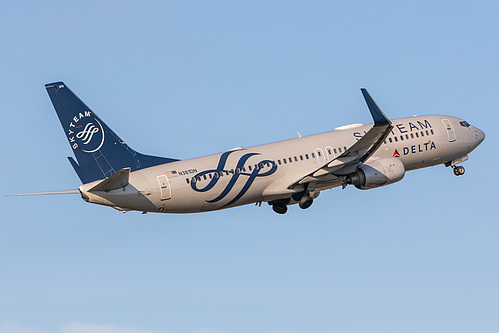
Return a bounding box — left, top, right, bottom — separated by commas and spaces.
88, 168, 130, 192
6, 189, 79, 196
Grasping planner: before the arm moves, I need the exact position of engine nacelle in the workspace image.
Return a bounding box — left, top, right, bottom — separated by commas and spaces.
346, 157, 405, 190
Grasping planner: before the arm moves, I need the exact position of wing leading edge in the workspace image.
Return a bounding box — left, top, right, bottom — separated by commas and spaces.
288, 89, 393, 188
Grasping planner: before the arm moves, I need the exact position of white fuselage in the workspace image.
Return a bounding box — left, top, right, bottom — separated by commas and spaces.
79, 115, 484, 213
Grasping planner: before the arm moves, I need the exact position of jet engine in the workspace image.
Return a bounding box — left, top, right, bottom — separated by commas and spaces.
345, 157, 405, 190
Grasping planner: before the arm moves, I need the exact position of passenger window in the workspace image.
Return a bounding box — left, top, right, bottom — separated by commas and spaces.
400, 135, 404, 141
278, 160, 281, 165
411, 133, 414, 139
288, 157, 292, 163
421, 132, 424, 137
305, 154, 309, 159
186, 178, 190, 184
317, 151, 321, 157
311, 153, 315, 158
203, 175, 207, 180
389, 138, 392, 143
431, 129, 434, 135
334, 148, 337, 154
248, 165, 252, 171
415, 132, 419, 138
344, 146, 347, 151
405, 134, 409, 140
426, 130, 429, 135
300, 155, 304, 161
283, 159, 287, 164
294, 156, 298, 162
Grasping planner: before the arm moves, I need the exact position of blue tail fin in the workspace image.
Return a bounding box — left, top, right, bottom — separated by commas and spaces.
45, 82, 179, 184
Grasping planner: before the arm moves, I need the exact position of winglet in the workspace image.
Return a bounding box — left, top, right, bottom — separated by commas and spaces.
361, 88, 391, 126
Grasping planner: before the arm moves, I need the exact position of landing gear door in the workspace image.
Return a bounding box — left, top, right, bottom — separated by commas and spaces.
157, 175, 171, 200
442, 119, 456, 142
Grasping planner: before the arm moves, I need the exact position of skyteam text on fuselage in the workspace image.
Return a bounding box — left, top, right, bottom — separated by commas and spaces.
9, 82, 485, 214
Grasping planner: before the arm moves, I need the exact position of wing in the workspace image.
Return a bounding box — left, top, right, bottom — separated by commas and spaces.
288, 89, 393, 190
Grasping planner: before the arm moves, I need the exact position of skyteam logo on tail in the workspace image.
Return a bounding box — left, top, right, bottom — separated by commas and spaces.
67, 111, 105, 153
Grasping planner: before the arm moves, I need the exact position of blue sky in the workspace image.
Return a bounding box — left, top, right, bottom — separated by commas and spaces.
0, 1, 498, 333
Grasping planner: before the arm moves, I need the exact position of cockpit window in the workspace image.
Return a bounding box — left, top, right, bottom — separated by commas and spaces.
459, 121, 471, 128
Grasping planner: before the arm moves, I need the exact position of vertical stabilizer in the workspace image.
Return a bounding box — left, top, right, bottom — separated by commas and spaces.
45, 82, 179, 184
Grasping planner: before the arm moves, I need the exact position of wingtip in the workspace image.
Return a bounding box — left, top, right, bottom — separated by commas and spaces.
360, 89, 391, 126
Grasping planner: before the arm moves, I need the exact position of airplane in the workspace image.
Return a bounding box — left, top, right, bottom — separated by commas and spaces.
9, 82, 485, 214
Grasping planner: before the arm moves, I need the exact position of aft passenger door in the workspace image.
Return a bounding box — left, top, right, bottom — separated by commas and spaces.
157, 175, 172, 200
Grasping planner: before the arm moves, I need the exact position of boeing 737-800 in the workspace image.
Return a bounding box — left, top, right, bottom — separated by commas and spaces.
10, 82, 485, 214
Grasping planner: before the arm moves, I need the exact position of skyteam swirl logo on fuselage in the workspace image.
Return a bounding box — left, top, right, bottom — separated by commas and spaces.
66, 111, 105, 153
191, 150, 277, 207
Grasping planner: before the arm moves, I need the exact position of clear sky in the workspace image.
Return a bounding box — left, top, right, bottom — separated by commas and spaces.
0, 1, 498, 333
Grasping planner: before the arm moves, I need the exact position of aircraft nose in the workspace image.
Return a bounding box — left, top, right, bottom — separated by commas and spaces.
476, 127, 485, 144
